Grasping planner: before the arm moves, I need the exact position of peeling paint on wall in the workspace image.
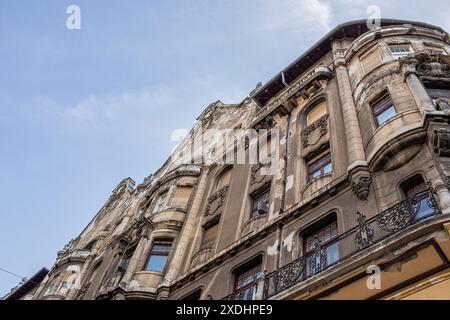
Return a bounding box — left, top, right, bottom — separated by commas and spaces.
267, 240, 279, 256
286, 175, 294, 191
283, 231, 296, 252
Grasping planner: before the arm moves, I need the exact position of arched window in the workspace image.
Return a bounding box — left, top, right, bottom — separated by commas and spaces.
217, 167, 232, 190
300, 213, 339, 277
306, 101, 327, 126
400, 175, 435, 220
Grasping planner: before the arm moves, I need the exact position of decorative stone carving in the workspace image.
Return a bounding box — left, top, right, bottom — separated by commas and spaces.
302, 114, 329, 147
309, 238, 326, 275
402, 52, 450, 82
351, 175, 372, 201
204, 186, 229, 217
354, 212, 374, 249
435, 98, 450, 112
433, 130, 450, 157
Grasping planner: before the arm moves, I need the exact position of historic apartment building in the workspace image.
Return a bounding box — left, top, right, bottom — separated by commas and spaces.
23, 19, 450, 300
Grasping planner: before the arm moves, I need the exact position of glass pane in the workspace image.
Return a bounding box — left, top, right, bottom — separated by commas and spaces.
415, 198, 435, 220
325, 242, 340, 266
323, 163, 332, 174
376, 106, 396, 125
145, 255, 168, 272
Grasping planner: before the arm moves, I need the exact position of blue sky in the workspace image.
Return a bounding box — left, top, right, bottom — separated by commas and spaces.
1, 0, 449, 296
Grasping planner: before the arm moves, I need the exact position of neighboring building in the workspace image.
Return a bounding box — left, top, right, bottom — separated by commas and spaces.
31, 19, 450, 300
3, 268, 48, 300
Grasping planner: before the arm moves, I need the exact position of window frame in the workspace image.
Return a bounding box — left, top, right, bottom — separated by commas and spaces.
307, 150, 332, 181
389, 44, 413, 59
303, 219, 338, 255
250, 187, 270, 219
232, 256, 263, 299
371, 92, 396, 127
144, 240, 172, 273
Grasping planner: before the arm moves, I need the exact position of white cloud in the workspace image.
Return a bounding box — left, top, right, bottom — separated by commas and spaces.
259, 0, 332, 32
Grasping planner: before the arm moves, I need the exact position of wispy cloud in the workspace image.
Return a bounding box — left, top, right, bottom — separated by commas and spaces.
258, 0, 332, 32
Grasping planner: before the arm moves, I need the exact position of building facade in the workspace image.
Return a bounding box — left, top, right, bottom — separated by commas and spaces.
31, 19, 450, 300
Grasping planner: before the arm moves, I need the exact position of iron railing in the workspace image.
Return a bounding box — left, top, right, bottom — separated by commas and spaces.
263, 188, 439, 299
222, 282, 259, 300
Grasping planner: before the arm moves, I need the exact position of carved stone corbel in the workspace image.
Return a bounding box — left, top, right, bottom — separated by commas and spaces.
350, 173, 372, 201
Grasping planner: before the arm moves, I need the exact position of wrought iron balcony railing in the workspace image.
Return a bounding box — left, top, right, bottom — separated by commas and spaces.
222, 282, 259, 300
263, 188, 440, 299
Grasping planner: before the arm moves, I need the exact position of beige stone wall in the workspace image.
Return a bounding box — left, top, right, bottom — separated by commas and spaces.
33, 20, 450, 301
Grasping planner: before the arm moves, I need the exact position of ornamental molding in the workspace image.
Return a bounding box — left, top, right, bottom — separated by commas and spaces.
302, 114, 329, 148
204, 186, 229, 217
401, 52, 450, 82
433, 129, 450, 157
351, 174, 372, 201
354, 212, 374, 249
252, 66, 333, 129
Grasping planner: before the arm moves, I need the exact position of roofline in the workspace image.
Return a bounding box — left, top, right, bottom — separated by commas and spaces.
251, 19, 448, 106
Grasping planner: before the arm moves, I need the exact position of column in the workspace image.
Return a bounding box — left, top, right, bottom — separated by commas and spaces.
332, 41, 367, 170
163, 167, 209, 284
332, 41, 371, 200
432, 179, 450, 214
402, 60, 434, 114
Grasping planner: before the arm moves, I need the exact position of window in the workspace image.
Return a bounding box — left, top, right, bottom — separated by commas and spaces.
360, 47, 382, 73
217, 168, 232, 190
306, 101, 327, 126
401, 175, 435, 220
251, 189, 270, 218
389, 45, 413, 59
371, 93, 396, 126
233, 257, 262, 300
302, 217, 339, 276
153, 192, 167, 212
426, 87, 450, 108
145, 241, 172, 272
426, 47, 447, 55
200, 222, 219, 251
171, 186, 192, 207
307, 150, 332, 181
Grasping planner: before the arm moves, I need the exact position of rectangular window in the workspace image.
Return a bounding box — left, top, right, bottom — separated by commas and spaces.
251, 189, 270, 218
360, 47, 381, 74
308, 151, 332, 181
389, 45, 413, 59
145, 241, 172, 272
371, 93, 396, 126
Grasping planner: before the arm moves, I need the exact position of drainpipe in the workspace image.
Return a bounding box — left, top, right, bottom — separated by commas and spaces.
281, 72, 289, 87
276, 222, 284, 269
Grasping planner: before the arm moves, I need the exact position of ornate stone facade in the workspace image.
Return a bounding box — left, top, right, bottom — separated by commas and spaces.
22, 19, 450, 301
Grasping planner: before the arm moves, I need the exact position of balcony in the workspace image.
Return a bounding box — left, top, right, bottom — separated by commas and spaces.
263, 188, 440, 299
222, 282, 259, 301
